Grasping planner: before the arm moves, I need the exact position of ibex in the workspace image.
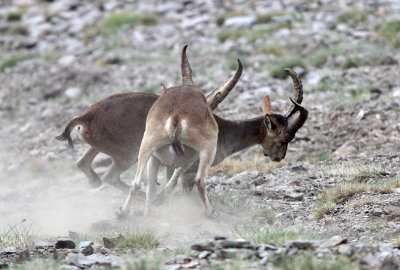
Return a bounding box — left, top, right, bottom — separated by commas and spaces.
55, 45, 242, 192
118, 48, 223, 218
117, 54, 308, 218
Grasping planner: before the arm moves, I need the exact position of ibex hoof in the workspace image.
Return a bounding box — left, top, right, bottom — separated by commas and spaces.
116, 207, 129, 219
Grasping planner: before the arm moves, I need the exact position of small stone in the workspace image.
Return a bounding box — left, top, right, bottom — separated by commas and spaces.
64, 87, 81, 98
58, 55, 76, 66
79, 241, 94, 249
33, 240, 53, 249
198, 251, 211, 259
372, 208, 383, 217
81, 245, 94, 256
337, 244, 353, 256
217, 239, 252, 249
224, 16, 256, 28
2, 247, 18, 254
258, 244, 278, 251
319, 236, 347, 248
214, 236, 226, 240
55, 239, 75, 249
103, 237, 115, 249
59, 265, 81, 270
290, 164, 307, 172
284, 191, 304, 201
289, 240, 317, 250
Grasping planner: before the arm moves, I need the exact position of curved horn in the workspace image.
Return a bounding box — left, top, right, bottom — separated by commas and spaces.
286, 97, 308, 136
181, 45, 194, 86
284, 68, 303, 118
206, 59, 243, 110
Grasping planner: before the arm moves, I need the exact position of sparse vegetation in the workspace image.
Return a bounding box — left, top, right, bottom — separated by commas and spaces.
6, 10, 23, 21
141, 84, 158, 94
15, 259, 60, 270
322, 161, 387, 182
0, 220, 35, 249
305, 151, 331, 164
215, 11, 248, 26
100, 11, 158, 35
377, 20, 400, 47
336, 9, 372, 28
117, 228, 160, 249
218, 27, 272, 43
270, 58, 306, 79
1, 55, 27, 72
209, 154, 285, 175
231, 225, 318, 246
314, 177, 400, 219
274, 251, 357, 270
256, 44, 286, 56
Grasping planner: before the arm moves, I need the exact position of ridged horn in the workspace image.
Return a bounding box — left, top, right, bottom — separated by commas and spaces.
181, 45, 194, 86
206, 59, 243, 110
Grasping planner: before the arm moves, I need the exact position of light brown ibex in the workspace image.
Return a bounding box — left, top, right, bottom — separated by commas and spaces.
55, 45, 242, 192
162, 68, 308, 197
118, 49, 223, 218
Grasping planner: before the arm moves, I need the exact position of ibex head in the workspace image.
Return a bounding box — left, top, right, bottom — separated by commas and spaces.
260, 68, 308, 162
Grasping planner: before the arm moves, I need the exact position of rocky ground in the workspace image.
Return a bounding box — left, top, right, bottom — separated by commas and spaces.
1, 0, 400, 269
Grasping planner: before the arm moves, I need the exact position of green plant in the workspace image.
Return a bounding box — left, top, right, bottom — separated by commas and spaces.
377, 20, 400, 47
274, 251, 357, 270
270, 59, 306, 79
100, 11, 157, 35
305, 151, 331, 164
0, 220, 35, 249
6, 10, 23, 21
15, 259, 60, 270
231, 225, 318, 246
342, 57, 359, 69
257, 45, 286, 56
116, 228, 159, 249
1, 55, 27, 72
141, 84, 158, 94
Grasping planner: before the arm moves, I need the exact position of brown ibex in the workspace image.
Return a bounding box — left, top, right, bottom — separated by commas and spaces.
55, 45, 242, 192
177, 67, 308, 193
117, 61, 308, 218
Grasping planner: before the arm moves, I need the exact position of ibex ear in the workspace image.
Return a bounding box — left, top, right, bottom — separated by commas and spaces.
265, 115, 277, 131
161, 83, 167, 91
262, 95, 272, 114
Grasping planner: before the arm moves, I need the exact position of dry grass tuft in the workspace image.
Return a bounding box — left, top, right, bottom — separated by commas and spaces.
209, 154, 285, 176
314, 177, 400, 220
322, 161, 387, 182
0, 220, 35, 249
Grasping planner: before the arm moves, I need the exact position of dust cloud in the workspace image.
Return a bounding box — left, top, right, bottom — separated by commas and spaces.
0, 149, 249, 245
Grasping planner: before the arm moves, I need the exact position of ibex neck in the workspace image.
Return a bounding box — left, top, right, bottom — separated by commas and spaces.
213, 114, 265, 165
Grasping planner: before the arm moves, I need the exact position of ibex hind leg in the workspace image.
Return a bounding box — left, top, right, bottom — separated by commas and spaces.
144, 156, 160, 216
195, 147, 217, 217
102, 160, 130, 192
76, 146, 101, 188
117, 139, 159, 218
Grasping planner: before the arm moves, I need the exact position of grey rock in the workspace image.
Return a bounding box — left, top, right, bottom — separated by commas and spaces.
198, 251, 211, 259
59, 265, 81, 270
81, 245, 94, 256
103, 237, 116, 249
55, 239, 76, 249
64, 253, 122, 267
216, 239, 253, 249
79, 241, 94, 249
319, 236, 347, 248
372, 208, 383, 217
32, 240, 53, 249
289, 240, 317, 250
224, 16, 256, 28
258, 244, 278, 251
284, 191, 304, 201
2, 247, 19, 254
